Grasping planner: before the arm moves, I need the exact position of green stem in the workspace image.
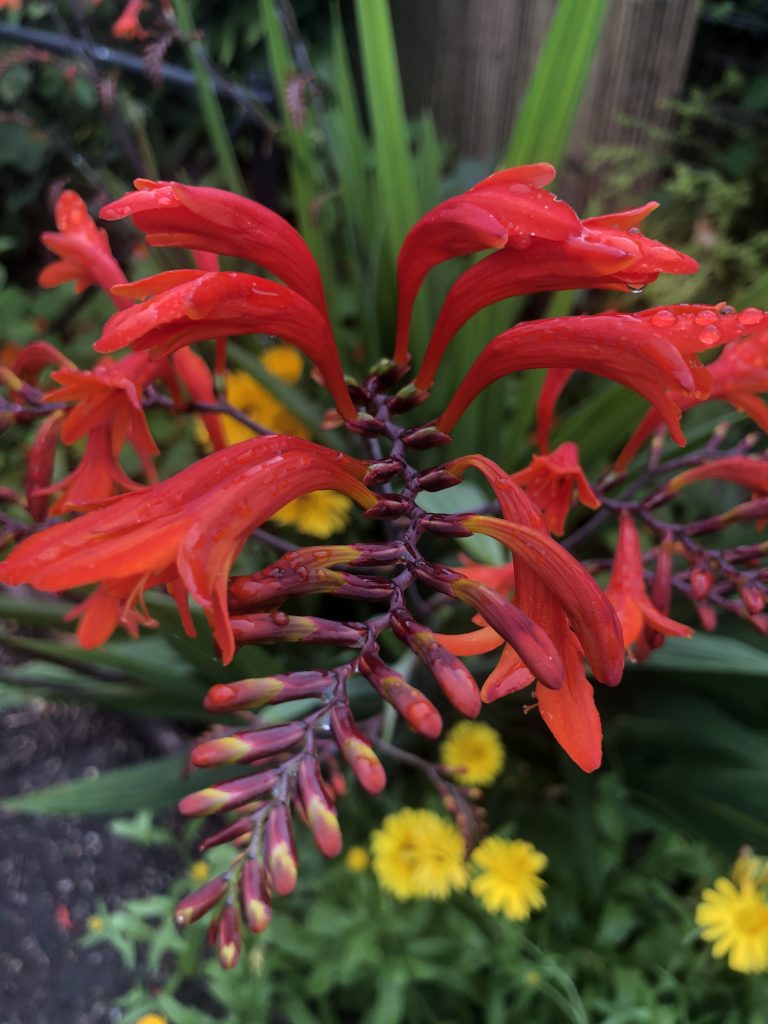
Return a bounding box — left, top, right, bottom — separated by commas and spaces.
172, 0, 247, 195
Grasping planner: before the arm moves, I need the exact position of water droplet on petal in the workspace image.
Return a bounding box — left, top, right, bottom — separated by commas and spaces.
508, 235, 532, 250
738, 308, 763, 327
698, 325, 721, 346
650, 310, 677, 327
629, 286, 645, 295
628, 227, 641, 235
694, 310, 718, 325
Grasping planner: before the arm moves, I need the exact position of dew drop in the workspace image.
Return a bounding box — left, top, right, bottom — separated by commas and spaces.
650, 310, 677, 327
719, 304, 736, 316
508, 235, 532, 250
628, 227, 641, 235
157, 196, 172, 207
629, 286, 645, 295
694, 309, 718, 325
271, 611, 289, 626
698, 325, 721, 346
738, 308, 763, 327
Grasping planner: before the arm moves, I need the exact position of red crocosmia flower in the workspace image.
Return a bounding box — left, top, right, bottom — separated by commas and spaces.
171, 348, 226, 451
606, 512, 693, 653
617, 325, 768, 470
665, 455, 768, 499
437, 313, 709, 445
448, 456, 620, 772
98, 270, 357, 421
415, 205, 698, 390
508, 441, 599, 536
111, 0, 148, 40
100, 180, 329, 318
0, 437, 375, 662
394, 163, 581, 366
36, 351, 164, 511
46, 351, 161, 455
39, 191, 130, 306
40, 427, 146, 515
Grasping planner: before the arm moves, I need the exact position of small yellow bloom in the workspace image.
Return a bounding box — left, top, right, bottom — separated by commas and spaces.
439, 720, 505, 786
259, 344, 304, 385
188, 860, 210, 882
136, 1015, 167, 1024
470, 836, 548, 921
370, 808, 468, 902
696, 875, 768, 974
269, 489, 353, 539
196, 349, 352, 539
523, 969, 542, 987
345, 846, 370, 873
86, 915, 104, 933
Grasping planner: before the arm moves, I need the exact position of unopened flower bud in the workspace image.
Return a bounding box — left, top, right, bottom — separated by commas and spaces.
695, 601, 717, 632
179, 770, 279, 817
358, 655, 442, 737
387, 382, 429, 412
199, 818, 254, 853
363, 460, 402, 485
417, 467, 462, 492
240, 859, 272, 933
420, 514, 473, 537
391, 609, 481, 718
363, 494, 411, 519
231, 614, 365, 648
740, 583, 765, 616
204, 672, 333, 712
401, 425, 452, 449
25, 412, 61, 522
174, 874, 229, 927
690, 565, 714, 600
191, 721, 305, 768
265, 804, 299, 896
347, 412, 385, 437
330, 703, 386, 795
297, 757, 343, 857
216, 903, 242, 969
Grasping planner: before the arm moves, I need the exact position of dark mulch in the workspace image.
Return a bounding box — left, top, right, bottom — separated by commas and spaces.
0, 702, 184, 1024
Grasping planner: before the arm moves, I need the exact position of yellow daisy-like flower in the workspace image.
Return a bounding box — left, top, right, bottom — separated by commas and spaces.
695, 875, 768, 974
86, 914, 104, 933
470, 836, 548, 921
195, 346, 352, 539
136, 1016, 167, 1024
370, 808, 469, 902
269, 489, 354, 539
188, 860, 210, 882
439, 720, 506, 786
344, 845, 370, 873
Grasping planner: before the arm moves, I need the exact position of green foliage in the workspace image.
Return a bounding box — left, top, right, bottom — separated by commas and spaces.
85, 781, 767, 1023
592, 66, 768, 310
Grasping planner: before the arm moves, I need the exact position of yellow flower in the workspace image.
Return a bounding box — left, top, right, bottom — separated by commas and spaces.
439, 720, 505, 786
195, 346, 352, 538
370, 808, 468, 902
696, 875, 768, 974
136, 1016, 167, 1024
188, 860, 210, 882
269, 489, 354, 539
86, 915, 104, 933
470, 836, 548, 921
345, 845, 370, 873
259, 344, 304, 385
